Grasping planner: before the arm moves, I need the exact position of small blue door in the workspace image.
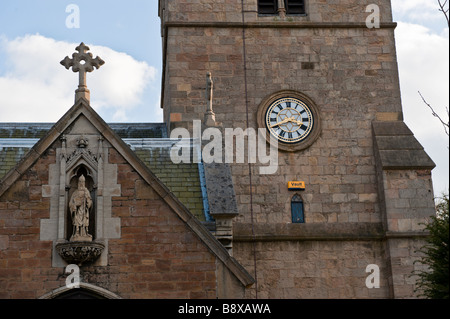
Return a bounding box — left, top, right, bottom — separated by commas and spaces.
291, 194, 304, 223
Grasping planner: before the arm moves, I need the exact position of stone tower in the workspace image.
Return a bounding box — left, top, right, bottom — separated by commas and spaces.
158, 0, 436, 298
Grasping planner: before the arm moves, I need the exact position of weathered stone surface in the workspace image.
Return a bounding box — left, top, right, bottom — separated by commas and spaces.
372, 121, 435, 170
0, 235, 8, 250
0, 0, 437, 300
203, 162, 238, 217
234, 222, 386, 241
0, 101, 253, 299
160, 0, 436, 299
55, 241, 105, 266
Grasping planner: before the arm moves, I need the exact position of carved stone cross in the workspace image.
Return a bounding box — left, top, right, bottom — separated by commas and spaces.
61, 42, 105, 103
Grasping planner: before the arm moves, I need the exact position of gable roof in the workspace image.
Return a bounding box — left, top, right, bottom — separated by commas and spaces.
0, 122, 167, 139
0, 97, 254, 287
0, 124, 207, 222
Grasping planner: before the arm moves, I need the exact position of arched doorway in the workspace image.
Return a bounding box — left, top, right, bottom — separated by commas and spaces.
39, 283, 121, 299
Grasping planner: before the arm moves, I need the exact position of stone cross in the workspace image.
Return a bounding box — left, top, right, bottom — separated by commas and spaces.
61, 42, 105, 103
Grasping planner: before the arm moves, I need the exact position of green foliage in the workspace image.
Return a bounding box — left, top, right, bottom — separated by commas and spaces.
414, 193, 449, 299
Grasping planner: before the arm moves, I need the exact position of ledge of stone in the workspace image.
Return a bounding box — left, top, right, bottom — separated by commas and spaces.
233, 222, 386, 242
233, 222, 429, 242
372, 121, 435, 170
164, 21, 398, 29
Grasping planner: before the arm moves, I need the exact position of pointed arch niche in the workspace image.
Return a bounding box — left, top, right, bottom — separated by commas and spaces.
40, 120, 121, 267
66, 164, 96, 241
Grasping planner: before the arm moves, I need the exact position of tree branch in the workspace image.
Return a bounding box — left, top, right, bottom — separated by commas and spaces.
438, 0, 450, 27
419, 91, 449, 136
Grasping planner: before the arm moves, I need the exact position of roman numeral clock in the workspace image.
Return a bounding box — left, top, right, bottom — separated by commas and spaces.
257, 91, 321, 152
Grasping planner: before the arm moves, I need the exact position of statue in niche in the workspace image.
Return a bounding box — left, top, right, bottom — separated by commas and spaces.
69, 174, 93, 242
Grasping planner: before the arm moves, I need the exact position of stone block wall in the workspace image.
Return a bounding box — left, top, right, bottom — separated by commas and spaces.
234, 240, 391, 298
161, 16, 402, 226
382, 170, 435, 233
159, 0, 436, 299
0, 147, 61, 298
0, 143, 219, 299
379, 169, 435, 298
87, 148, 218, 298
159, 0, 394, 24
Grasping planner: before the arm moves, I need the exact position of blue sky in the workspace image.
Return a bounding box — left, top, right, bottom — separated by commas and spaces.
0, 0, 162, 122
0, 0, 161, 64
0, 0, 449, 195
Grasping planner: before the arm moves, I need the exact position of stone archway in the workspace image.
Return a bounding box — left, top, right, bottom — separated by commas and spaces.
39, 283, 121, 299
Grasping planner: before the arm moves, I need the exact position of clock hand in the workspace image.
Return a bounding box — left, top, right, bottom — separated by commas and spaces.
270, 117, 290, 128
291, 118, 303, 126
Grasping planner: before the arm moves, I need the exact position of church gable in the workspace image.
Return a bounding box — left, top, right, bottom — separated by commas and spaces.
0, 123, 206, 221
0, 98, 253, 298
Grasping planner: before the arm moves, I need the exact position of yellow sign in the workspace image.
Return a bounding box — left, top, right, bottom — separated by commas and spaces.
288, 181, 305, 190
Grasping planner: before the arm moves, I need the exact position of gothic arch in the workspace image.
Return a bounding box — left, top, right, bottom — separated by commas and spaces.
39, 283, 121, 299
66, 164, 96, 240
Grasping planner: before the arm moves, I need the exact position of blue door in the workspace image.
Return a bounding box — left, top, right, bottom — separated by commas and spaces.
291, 194, 304, 223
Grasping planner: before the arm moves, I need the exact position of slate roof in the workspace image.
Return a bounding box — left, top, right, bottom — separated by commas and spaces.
0, 122, 167, 139
0, 99, 254, 287
0, 122, 209, 222
131, 141, 209, 222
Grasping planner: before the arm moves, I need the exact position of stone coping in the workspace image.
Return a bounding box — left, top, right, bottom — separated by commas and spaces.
233, 222, 429, 242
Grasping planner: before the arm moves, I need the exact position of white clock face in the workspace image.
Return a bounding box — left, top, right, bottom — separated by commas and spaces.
265, 97, 314, 144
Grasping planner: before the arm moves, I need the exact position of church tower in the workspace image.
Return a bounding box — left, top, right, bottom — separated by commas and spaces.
158, 0, 436, 298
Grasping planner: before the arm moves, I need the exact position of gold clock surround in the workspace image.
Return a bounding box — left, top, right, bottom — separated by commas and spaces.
257, 90, 321, 152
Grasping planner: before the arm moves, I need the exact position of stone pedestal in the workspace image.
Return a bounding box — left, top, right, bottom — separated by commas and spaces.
56, 241, 105, 266
204, 111, 217, 127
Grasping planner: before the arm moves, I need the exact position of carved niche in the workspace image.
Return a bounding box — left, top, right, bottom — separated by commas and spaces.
55, 135, 105, 265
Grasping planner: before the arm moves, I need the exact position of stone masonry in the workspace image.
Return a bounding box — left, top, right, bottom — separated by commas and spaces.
159, 0, 436, 298
0, 99, 253, 298
0, 1, 436, 299
0, 143, 217, 298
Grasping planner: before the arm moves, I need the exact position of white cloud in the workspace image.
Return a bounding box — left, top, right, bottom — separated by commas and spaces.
0, 34, 157, 122
395, 21, 449, 194
392, 0, 442, 22
392, 0, 449, 38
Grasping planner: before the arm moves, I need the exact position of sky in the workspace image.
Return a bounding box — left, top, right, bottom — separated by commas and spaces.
0, 0, 448, 196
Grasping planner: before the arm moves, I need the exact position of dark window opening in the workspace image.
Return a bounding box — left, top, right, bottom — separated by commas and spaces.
258, 0, 306, 15
291, 194, 305, 223
285, 0, 305, 15
258, 0, 278, 14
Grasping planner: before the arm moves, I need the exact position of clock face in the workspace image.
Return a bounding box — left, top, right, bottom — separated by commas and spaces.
265, 97, 314, 144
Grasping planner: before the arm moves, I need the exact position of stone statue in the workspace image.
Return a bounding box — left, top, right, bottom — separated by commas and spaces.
206, 72, 213, 112
69, 175, 93, 242
204, 72, 216, 126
